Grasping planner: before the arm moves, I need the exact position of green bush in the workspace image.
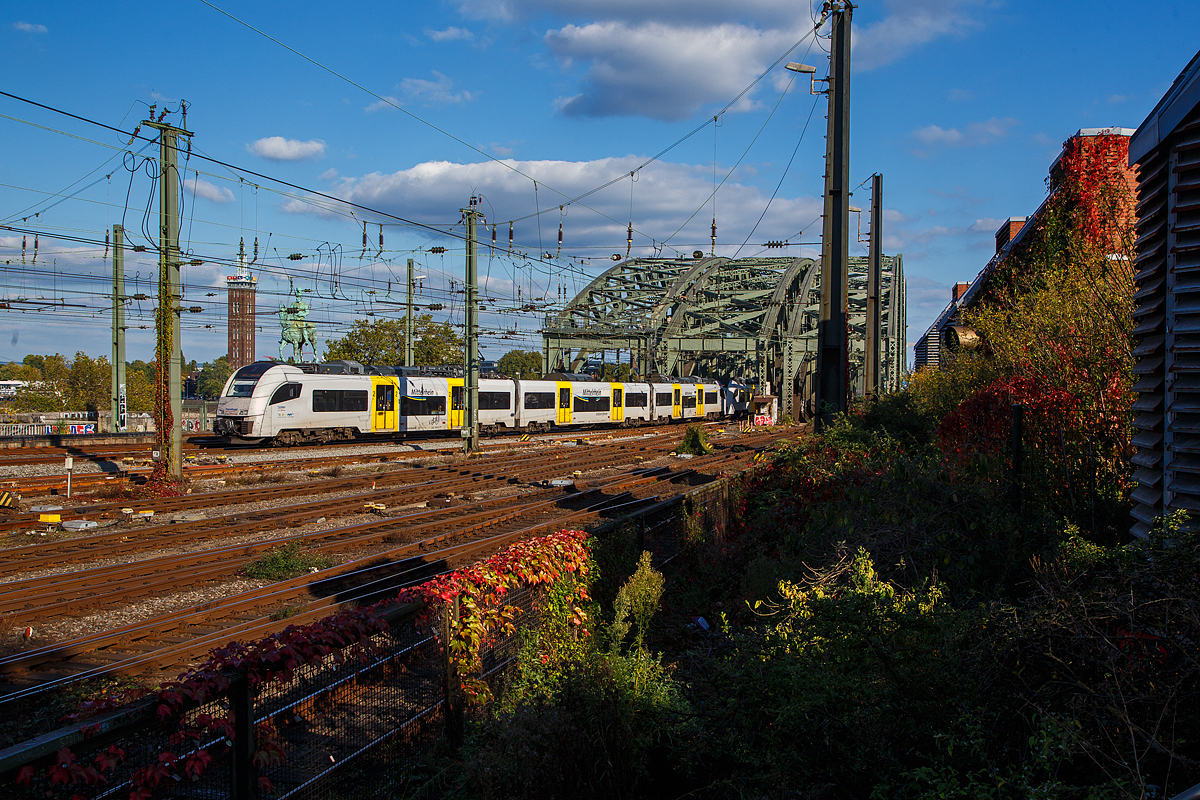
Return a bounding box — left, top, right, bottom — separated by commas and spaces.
675, 424, 713, 455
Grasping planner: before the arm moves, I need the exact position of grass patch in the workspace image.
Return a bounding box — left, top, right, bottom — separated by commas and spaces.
269, 603, 305, 621
244, 542, 334, 580
225, 471, 291, 486
674, 424, 713, 455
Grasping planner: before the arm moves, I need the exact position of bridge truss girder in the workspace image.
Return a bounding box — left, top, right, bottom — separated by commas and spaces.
542, 254, 905, 418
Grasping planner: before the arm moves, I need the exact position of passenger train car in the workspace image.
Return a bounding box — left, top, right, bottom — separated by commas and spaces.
213, 361, 743, 445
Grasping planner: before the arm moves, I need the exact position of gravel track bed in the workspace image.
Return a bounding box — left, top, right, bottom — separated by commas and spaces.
0, 428, 681, 482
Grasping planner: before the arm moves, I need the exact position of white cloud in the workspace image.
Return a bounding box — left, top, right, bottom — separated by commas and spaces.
319, 168, 339, 181
13, 21, 47, 33
454, 0, 801, 25
947, 88, 972, 102
364, 95, 400, 113
854, 0, 987, 71
426, 26, 473, 41
906, 274, 955, 312
911, 116, 1018, 154
1108, 94, 1127, 104
282, 155, 822, 256
969, 217, 1002, 233
246, 137, 326, 161
913, 124, 963, 146
400, 72, 474, 104
451, 0, 987, 120
546, 20, 795, 120
184, 177, 235, 203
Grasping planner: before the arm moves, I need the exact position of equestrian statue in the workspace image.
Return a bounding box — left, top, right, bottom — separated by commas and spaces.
278, 288, 318, 362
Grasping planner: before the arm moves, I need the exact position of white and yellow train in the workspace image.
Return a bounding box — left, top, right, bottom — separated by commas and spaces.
213, 361, 754, 445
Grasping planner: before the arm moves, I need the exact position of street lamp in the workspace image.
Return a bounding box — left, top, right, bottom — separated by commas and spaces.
785, 62, 824, 95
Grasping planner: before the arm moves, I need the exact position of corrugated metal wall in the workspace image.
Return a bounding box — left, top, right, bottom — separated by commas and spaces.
1130, 79, 1200, 537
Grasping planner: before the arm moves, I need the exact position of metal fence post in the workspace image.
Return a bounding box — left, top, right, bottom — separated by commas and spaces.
1011, 405, 1024, 508
230, 671, 256, 800
443, 596, 464, 749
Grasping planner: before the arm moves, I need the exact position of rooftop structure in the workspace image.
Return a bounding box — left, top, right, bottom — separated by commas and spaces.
913, 127, 1137, 371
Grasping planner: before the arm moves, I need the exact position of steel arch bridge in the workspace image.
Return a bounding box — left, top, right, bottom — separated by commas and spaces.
542, 254, 906, 418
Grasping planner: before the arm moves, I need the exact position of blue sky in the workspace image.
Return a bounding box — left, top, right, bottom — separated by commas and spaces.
1, 0, 1197, 368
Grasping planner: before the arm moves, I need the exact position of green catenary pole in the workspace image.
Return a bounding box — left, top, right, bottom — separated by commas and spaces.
406, 258, 415, 367
463, 199, 480, 452
144, 115, 191, 479
111, 225, 126, 432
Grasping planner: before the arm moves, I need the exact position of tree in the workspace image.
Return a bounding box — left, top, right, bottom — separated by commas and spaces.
126, 368, 155, 414
0, 362, 40, 382
600, 362, 635, 382
14, 354, 69, 411
22, 354, 45, 372
66, 351, 110, 413
497, 350, 542, 379
198, 355, 233, 399
323, 315, 464, 366
128, 360, 156, 385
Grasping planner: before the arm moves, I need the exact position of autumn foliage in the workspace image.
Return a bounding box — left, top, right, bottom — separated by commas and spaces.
12, 530, 592, 799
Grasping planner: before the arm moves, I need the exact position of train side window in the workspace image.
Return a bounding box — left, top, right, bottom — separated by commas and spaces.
655, 392, 672, 406
344, 391, 368, 412
523, 392, 555, 409
573, 395, 610, 413
270, 383, 301, 404
480, 391, 512, 410
559, 388, 571, 409
452, 386, 464, 411
612, 388, 623, 408
626, 392, 647, 408
704, 391, 718, 405
376, 384, 395, 412
401, 394, 446, 416
682, 395, 696, 409
312, 389, 336, 412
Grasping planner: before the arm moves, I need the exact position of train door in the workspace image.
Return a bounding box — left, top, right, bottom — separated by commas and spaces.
449, 378, 465, 430
371, 377, 398, 432
673, 385, 682, 418
611, 383, 624, 423
696, 386, 705, 418
557, 382, 572, 425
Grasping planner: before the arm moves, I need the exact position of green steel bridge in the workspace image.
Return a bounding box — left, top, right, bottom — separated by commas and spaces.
542, 254, 906, 419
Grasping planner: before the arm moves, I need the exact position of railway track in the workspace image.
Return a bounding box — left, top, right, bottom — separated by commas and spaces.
0, 418, 731, 470
0, 430, 684, 532
0, 430, 779, 697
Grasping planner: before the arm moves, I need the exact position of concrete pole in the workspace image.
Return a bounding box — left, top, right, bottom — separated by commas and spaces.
111, 225, 126, 432
405, 258, 415, 367
865, 173, 882, 398
463, 199, 480, 452
815, 1, 853, 431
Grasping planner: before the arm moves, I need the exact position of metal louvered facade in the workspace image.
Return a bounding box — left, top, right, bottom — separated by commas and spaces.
1129, 51, 1200, 538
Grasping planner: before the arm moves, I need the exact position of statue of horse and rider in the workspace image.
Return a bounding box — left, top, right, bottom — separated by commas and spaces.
278, 288, 318, 362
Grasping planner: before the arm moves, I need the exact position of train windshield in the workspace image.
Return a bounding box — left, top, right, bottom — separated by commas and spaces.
225, 363, 275, 398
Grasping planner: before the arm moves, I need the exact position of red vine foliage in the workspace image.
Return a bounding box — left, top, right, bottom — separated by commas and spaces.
1052, 132, 1136, 253
16, 529, 592, 799
396, 529, 592, 701
937, 376, 1078, 464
